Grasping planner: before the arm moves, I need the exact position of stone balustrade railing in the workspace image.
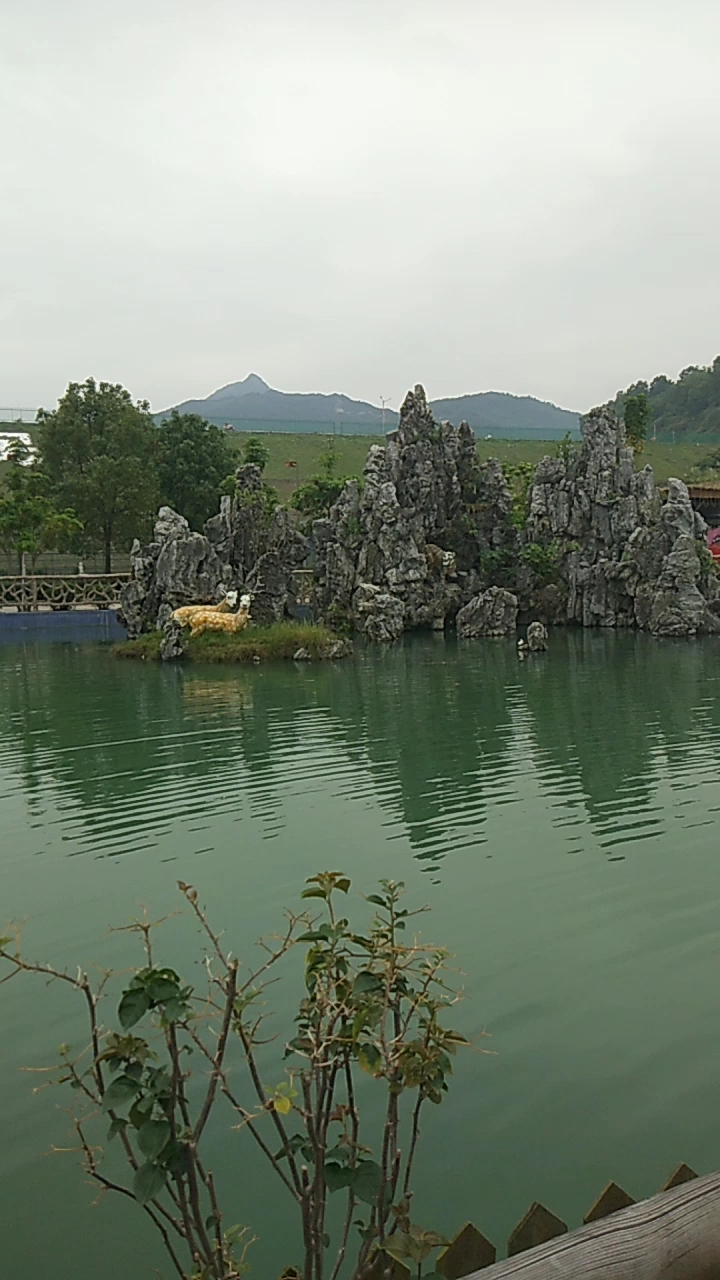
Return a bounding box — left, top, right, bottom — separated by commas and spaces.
0, 574, 130, 611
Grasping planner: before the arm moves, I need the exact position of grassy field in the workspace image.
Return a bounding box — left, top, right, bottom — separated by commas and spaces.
1, 427, 713, 516
230, 430, 715, 497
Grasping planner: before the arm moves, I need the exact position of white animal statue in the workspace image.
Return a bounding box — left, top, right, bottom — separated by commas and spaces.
171, 590, 238, 628
187, 594, 252, 638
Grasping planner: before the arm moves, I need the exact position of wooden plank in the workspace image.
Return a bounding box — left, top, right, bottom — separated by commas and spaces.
584, 1181, 635, 1223
661, 1163, 698, 1191
507, 1203, 567, 1256
462, 1169, 720, 1279
437, 1222, 497, 1276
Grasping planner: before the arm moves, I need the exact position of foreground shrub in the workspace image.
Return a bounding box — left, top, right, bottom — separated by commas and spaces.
0, 874, 476, 1279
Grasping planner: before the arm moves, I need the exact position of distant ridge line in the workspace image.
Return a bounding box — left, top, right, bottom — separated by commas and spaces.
157, 374, 582, 440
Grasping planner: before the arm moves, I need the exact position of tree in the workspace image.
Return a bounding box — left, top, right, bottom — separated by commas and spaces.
37, 379, 159, 572
156, 410, 236, 532
291, 474, 347, 519
242, 434, 270, 472
624, 393, 651, 453
318, 439, 339, 477
0, 448, 82, 574
291, 439, 350, 520
0, 873, 473, 1280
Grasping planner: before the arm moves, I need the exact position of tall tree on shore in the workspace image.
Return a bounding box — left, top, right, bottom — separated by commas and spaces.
0, 440, 82, 573
37, 379, 159, 571
156, 410, 236, 531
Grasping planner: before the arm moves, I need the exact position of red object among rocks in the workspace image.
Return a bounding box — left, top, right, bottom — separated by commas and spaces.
707, 528, 720, 560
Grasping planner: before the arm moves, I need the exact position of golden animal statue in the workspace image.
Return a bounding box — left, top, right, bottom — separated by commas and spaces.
170, 590, 238, 628
185, 593, 253, 638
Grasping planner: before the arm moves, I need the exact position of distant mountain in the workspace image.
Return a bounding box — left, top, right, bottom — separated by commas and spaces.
160, 373, 389, 431
430, 391, 580, 438
158, 375, 581, 439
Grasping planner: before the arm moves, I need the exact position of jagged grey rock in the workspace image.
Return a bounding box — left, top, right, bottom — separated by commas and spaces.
353, 583, 406, 643
119, 507, 226, 639
526, 621, 549, 651
457, 587, 518, 638
312, 385, 510, 639
159, 618, 187, 662
527, 407, 720, 637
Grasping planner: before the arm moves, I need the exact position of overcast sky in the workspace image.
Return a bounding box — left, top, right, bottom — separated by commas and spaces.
1, 0, 719, 415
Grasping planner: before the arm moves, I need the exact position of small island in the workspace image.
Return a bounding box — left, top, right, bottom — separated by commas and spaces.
114, 620, 351, 664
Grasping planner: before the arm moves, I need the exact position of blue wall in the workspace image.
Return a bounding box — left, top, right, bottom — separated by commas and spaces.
0, 610, 127, 643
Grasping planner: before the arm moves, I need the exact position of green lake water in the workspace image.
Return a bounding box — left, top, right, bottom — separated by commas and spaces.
1, 631, 720, 1277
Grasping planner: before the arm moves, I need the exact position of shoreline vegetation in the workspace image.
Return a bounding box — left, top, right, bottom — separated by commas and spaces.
113, 620, 350, 663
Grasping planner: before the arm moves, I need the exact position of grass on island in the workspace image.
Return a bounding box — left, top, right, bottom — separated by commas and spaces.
114, 621, 342, 663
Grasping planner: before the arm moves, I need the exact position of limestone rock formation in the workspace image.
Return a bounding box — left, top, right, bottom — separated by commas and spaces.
121, 467, 309, 642
527, 407, 720, 637
456, 587, 518, 638
526, 621, 549, 651
120, 507, 227, 638
159, 618, 188, 662
312, 385, 512, 639
120, 389, 720, 653
353, 583, 406, 643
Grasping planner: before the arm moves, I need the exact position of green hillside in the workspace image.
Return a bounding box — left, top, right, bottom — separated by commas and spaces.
620, 358, 720, 440
230, 431, 709, 502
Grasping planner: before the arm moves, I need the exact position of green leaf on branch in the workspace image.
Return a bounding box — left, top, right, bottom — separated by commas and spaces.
353, 971, 383, 996
324, 1162, 354, 1193
161, 997, 186, 1022
383, 1225, 448, 1265
107, 1117, 128, 1141
352, 1160, 382, 1205
129, 1095, 155, 1128
118, 988, 150, 1029
133, 1162, 167, 1205
357, 1044, 382, 1076
382, 1232, 414, 1263
101, 1074, 142, 1113
159, 1139, 187, 1175
138, 1119, 171, 1161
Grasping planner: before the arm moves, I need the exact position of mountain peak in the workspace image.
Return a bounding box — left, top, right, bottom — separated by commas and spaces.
207, 373, 271, 403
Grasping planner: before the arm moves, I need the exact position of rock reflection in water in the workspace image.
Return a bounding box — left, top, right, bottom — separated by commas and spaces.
1, 632, 720, 871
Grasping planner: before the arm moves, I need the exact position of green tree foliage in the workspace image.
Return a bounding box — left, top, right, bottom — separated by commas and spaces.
0, 443, 82, 572
241, 434, 270, 472
618, 357, 720, 440
291, 438, 349, 519
554, 432, 578, 467
37, 379, 159, 572
292, 474, 347, 518
623, 393, 650, 453
502, 461, 535, 529
318, 438, 339, 476
156, 410, 236, 532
